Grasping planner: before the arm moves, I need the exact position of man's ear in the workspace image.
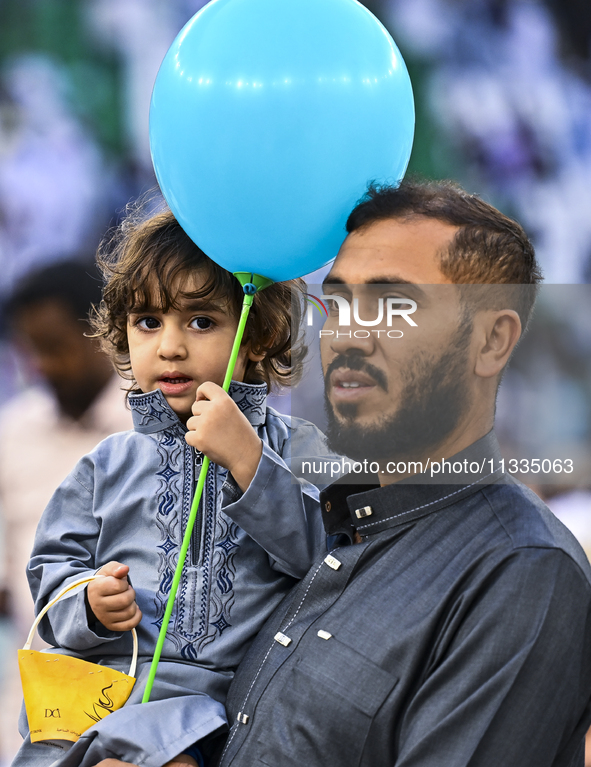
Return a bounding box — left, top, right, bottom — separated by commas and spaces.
474, 310, 522, 379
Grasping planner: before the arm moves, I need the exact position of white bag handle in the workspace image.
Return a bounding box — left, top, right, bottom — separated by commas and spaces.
23, 574, 138, 678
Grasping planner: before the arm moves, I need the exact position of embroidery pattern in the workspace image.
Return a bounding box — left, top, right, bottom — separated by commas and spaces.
177, 448, 213, 649
151, 434, 241, 656
208, 516, 240, 639
153, 427, 184, 631
230, 382, 266, 423
131, 392, 172, 428
176, 467, 242, 657
135, 385, 265, 656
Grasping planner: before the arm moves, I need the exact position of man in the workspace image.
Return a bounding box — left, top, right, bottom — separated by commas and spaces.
96, 179, 591, 767
0, 260, 132, 763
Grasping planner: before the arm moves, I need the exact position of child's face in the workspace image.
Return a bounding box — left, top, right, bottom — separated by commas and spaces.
127, 273, 251, 423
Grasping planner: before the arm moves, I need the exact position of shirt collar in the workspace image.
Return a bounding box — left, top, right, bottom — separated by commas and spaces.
129, 380, 268, 434
320, 431, 504, 541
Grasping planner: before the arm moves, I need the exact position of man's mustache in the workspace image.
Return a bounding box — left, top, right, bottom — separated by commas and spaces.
324, 353, 389, 392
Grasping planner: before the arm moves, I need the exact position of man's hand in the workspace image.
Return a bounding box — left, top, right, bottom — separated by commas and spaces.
164, 758, 198, 767
92, 756, 198, 767
185, 381, 263, 492
87, 561, 142, 632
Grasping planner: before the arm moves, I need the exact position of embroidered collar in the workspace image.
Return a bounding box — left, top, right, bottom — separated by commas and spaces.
320, 431, 505, 541
129, 381, 268, 434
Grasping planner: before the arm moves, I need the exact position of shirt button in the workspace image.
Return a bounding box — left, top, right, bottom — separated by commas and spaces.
324, 554, 342, 570
355, 505, 373, 519
274, 632, 292, 647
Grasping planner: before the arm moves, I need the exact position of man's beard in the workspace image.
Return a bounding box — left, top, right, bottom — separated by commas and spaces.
324, 323, 473, 463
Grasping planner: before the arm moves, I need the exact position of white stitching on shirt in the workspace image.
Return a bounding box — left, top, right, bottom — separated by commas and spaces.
219, 556, 328, 761
220, 640, 274, 760
357, 469, 501, 530
282, 558, 325, 631
73, 474, 93, 495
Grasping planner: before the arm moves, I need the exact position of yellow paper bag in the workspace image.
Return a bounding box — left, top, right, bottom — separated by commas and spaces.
18, 575, 138, 743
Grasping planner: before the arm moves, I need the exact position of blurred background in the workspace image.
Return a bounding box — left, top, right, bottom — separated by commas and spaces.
0, 0, 590, 763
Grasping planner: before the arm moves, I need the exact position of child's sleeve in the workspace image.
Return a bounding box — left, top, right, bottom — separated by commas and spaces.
26, 454, 123, 652
221, 416, 330, 579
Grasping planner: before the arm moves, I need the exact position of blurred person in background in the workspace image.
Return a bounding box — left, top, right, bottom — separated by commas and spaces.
0, 260, 132, 764
383, 0, 591, 283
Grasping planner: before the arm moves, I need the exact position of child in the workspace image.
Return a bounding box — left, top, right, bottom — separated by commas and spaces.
13, 207, 330, 767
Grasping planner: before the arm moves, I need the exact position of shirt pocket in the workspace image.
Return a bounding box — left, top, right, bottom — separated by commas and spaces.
257, 632, 398, 766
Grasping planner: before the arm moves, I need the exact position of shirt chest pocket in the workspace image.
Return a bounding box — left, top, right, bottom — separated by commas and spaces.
256, 632, 398, 766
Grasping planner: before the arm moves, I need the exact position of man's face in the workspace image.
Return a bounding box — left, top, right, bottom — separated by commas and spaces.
321, 217, 475, 463
13, 299, 113, 419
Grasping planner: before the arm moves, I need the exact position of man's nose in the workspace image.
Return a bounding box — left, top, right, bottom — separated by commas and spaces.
327, 326, 376, 356
157, 324, 188, 359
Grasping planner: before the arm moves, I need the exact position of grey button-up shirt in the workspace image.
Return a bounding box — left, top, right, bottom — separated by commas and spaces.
217, 432, 591, 767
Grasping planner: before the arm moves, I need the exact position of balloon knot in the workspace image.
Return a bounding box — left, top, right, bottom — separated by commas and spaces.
243, 283, 258, 296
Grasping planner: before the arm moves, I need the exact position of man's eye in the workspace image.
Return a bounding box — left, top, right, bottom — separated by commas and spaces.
137, 316, 160, 330
386, 296, 419, 311
191, 316, 213, 330
325, 296, 348, 313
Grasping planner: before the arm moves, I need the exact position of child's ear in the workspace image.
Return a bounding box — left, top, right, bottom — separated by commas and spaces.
247, 347, 267, 362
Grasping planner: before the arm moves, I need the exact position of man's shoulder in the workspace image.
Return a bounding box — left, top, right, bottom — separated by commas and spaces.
264, 406, 317, 433
481, 478, 591, 582
0, 386, 55, 432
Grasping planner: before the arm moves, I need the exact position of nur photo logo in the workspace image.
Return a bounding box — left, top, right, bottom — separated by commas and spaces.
305, 292, 418, 339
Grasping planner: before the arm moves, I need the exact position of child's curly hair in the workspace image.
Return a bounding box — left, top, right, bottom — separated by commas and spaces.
92, 201, 307, 392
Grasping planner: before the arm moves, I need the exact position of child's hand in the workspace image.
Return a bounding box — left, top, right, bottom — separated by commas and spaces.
185, 381, 263, 492
87, 562, 142, 632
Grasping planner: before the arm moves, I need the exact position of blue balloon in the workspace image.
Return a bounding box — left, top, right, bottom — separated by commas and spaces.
150, 0, 414, 282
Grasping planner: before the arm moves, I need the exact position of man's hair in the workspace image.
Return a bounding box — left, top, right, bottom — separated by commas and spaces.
92, 204, 306, 391
346, 179, 543, 327
6, 260, 102, 324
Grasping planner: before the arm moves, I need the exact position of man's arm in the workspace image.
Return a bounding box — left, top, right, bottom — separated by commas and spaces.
92, 758, 197, 767
395, 547, 591, 766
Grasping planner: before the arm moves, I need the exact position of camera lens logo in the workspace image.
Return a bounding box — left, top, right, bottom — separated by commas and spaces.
305, 294, 329, 323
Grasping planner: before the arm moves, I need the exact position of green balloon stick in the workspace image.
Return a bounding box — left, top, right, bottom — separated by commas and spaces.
142, 272, 273, 704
